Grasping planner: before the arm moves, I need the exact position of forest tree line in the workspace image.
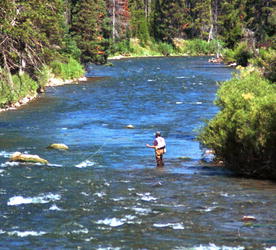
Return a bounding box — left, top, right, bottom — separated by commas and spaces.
1, 0, 275, 71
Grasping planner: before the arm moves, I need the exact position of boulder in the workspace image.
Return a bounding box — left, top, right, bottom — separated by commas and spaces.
10, 152, 48, 165
48, 143, 69, 150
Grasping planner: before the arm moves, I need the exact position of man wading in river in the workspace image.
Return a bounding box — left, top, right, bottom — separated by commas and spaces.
146, 131, 166, 167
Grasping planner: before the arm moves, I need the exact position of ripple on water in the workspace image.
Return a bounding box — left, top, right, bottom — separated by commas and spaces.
153, 222, 184, 230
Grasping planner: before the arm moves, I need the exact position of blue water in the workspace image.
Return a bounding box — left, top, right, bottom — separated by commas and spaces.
0, 57, 275, 249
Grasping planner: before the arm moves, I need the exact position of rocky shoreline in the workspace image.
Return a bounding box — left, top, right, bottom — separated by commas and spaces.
0, 76, 87, 113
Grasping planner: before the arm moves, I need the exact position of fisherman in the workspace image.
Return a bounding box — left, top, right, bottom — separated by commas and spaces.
146, 131, 166, 167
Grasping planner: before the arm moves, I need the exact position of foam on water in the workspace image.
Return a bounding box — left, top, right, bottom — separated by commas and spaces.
136, 193, 157, 202
94, 192, 106, 198
8, 193, 61, 206
0, 151, 13, 158
8, 231, 47, 237
96, 218, 125, 227
1, 161, 20, 167
132, 207, 152, 215
190, 244, 245, 250
49, 204, 62, 211
75, 160, 95, 168
97, 214, 138, 227
153, 223, 184, 230
71, 228, 89, 234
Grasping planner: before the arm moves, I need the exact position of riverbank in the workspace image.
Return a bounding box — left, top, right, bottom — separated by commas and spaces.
0, 76, 87, 113
109, 38, 221, 60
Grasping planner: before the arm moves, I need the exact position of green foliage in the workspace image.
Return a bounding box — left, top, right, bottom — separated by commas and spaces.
223, 42, 254, 66
0, 0, 67, 74
71, 0, 110, 64
130, 5, 150, 43
233, 42, 254, 66
152, 0, 187, 43
110, 39, 133, 56
36, 65, 52, 88
0, 69, 38, 108
156, 43, 175, 56
50, 57, 84, 80
177, 39, 222, 56
61, 34, 82, 61
249, 48, 276, 82
198, 68, 276, 178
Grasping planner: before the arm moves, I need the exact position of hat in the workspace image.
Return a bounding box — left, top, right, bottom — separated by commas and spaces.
155, 131, 161, 137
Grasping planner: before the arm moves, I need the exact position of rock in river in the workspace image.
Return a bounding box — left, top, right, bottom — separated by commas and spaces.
10, 152, 48, 165
125, 124, 135, 129
48, 143, 69, 150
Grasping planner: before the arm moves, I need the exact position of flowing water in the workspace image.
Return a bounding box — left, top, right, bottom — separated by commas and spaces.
0, 57, 275, 249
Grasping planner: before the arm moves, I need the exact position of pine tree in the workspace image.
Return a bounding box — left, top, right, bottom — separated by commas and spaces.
0, 0, 66, 76
245, 0, 275, 43
193, 0, 220, 41
218, 0, 246, 48
152, 0, 187, 43
129, 0, 150, 43
71, 0, 110, 64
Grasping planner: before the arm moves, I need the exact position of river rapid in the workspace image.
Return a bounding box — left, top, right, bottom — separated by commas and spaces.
0, 57, 275, 249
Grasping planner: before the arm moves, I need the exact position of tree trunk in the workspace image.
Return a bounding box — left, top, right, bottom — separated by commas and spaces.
112, 0, 116, 40
2, 52, 14, 88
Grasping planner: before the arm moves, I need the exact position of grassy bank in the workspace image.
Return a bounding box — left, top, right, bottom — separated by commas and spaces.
109, 38, 223, 58
0, 58, 84, 110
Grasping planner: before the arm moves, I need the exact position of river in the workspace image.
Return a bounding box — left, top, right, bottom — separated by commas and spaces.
0, 57, 275, 249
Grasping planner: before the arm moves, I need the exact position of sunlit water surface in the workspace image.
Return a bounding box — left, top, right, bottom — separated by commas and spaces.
0, 57, 275, 249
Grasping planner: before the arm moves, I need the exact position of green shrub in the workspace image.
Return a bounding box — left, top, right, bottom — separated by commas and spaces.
12, 73, 38, 100
110, 39, 133, 56
234, 42, 253, 66
249, 48, 276, 82
223, 42, 254, 66
176, 39, 223, 56
222, 48, 236, 63
36, 65, 52, 87
62, 34, 82, 61
50, 57, 84, 80
0, 69, 39, 108
156, 42, 175, 56
198, 68, 276, 178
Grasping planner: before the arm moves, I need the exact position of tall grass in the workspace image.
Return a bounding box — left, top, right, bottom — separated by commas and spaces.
50, 57, 84, 80
110, 38, 224, 58
0, 69, 38, 108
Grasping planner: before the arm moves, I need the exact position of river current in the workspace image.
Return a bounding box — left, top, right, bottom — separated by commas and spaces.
0, 57, 275, 249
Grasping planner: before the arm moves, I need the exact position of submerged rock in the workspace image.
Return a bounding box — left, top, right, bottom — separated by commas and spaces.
48, 143, 69, 150
242, 216, 257, 222
178, 156, 192, 161
125, 124, 135, 129
10, 152, 48, 165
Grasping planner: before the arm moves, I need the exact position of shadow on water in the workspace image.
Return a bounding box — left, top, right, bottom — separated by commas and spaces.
0, 57, 275, 249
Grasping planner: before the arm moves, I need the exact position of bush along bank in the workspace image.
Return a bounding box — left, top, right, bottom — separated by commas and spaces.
0, 58, 85, 112
109, 38, 224, 59
198, 66, 276, 179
